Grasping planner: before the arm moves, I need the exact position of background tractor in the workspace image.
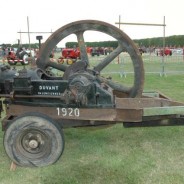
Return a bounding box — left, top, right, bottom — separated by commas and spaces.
156, 48, 172, 56
58, 48, 80, 65
7, 47, 30, 65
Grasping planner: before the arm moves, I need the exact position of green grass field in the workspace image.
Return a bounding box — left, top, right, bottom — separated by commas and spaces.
0, 55, 184, 184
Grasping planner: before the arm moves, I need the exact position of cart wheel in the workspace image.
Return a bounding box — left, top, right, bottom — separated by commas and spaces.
3, 112, 64, 167
21, 53, 29, 65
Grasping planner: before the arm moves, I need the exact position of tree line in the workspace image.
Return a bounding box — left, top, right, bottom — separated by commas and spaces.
65, 41, 118, 48
1, 35, 184, 49
134, 35, 184, 47
66, 35, 184, 48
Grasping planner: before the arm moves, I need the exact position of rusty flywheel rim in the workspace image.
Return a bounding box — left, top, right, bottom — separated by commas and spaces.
37, 20, 144, 97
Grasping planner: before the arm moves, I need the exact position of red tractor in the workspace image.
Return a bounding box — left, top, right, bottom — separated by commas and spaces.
58, 48, 80, 65
156, 48, 172, 56
7, 48, 30, 65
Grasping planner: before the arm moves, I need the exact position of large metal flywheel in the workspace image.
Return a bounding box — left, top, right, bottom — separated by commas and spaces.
37, 20, 144, 97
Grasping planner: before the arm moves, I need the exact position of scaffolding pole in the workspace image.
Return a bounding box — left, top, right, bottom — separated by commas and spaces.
115, 16, 166, 77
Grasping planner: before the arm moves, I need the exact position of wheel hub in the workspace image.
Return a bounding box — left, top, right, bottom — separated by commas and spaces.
22, 131, 46, 154
28, 140, 39, 149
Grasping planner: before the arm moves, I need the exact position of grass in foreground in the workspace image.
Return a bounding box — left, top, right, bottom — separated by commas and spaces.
0, 59, 184, 184
1, 124, 184, 184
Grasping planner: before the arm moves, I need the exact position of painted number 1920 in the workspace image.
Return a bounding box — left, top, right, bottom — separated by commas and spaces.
56, 108, 80, 117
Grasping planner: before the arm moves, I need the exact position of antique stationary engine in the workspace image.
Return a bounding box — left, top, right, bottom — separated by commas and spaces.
0, 20, 183, 168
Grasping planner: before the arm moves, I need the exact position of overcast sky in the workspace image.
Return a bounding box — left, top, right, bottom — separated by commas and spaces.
1, 0, 183, 47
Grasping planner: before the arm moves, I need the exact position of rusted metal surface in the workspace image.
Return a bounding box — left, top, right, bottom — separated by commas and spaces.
5, 104, 142, 123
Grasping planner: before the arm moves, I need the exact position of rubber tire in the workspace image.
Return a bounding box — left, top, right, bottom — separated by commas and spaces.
19, 51, 27, 59
4, 112, 65, 167
21, 53, 29, 65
